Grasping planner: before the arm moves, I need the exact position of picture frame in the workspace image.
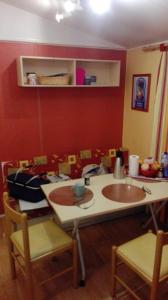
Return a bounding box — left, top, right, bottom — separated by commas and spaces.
131, 74, 151, 112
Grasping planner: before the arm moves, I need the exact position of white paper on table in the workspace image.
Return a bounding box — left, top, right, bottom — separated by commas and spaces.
19, 199, 49, 211
47, 174, 70, 183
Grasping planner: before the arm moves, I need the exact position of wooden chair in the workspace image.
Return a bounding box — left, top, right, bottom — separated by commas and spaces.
111, 230, 168, 300
3, 192, 78, 300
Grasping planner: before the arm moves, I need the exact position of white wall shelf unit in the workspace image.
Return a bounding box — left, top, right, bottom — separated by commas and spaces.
17, 56, 121, 87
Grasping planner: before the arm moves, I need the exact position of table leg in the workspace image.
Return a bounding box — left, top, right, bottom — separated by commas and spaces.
148, 203, 159, 232
72, 219, 86, 286
143, 201, 168, 231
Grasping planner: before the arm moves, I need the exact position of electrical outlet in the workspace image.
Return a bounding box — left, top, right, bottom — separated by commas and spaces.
33, 156, 47, 165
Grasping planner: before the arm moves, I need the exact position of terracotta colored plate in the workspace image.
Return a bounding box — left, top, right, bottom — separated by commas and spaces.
49, 186, 93, 206
102, 184, 146, 203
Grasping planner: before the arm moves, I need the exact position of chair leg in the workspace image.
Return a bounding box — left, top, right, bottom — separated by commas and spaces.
26, 279, 34, 300
8, 240, 16, 279
25, 263, 34, 300
111, 246, 117, 299
73, 240, 78, 288
150, 282, 159, 300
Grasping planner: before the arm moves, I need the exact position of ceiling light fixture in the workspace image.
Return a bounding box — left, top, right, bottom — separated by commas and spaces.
41, 0, 112, 23
40, 0, 50, 7
55, 0, 82, 23
55, 12, 64, 23
89, 0, 112, 14
64, 0, 76, 13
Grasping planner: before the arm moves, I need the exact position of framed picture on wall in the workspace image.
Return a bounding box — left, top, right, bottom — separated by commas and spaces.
131, 74, 151, 112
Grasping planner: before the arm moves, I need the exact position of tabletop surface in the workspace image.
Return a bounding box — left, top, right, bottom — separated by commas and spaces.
41, 174, 168, 224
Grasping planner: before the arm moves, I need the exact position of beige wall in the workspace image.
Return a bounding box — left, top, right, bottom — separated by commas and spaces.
123, 47, 162, 160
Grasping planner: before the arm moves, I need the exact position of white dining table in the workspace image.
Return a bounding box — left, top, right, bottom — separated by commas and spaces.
41, 173, 168, 284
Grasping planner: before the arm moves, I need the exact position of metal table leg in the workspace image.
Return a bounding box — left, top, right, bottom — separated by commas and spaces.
72, 219, 86, 286
143, 201, 168, 231
148, 203, 159, 232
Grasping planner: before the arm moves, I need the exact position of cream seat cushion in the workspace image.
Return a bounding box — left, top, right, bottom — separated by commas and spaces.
117, 232, 168, 281
11, 220, 72, 260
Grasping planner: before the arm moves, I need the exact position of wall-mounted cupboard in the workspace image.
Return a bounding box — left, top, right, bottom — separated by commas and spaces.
17, 56, 121, 87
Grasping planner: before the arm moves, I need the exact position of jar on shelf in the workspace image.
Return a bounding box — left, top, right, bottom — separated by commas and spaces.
27, 72, 37, 85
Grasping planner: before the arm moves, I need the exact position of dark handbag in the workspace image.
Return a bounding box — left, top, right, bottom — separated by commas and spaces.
7, 170, 50, 202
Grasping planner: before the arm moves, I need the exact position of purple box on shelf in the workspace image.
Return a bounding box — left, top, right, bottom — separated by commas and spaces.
76, 67, 85, 85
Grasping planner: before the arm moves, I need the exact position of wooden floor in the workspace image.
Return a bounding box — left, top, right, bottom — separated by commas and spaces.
1, 212, 168, 300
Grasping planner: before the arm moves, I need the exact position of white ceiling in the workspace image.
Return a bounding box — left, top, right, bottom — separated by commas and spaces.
1, 0, 168, 49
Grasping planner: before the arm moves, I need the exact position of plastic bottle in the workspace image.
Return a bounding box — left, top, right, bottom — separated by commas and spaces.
158, 167, 163, 178
161, 152, 168, 177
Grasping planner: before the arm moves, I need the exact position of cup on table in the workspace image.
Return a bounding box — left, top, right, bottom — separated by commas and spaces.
73, 182, 86, 198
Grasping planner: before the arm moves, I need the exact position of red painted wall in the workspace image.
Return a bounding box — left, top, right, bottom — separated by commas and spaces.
0, 41, 126, 160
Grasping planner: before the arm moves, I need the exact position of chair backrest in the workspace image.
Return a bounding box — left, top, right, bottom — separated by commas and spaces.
3, 192, 31, 261
153, 230, 168, 282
